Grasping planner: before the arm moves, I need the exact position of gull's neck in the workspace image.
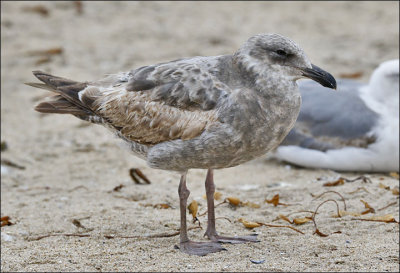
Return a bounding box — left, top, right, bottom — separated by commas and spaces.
359, 85, 399, 118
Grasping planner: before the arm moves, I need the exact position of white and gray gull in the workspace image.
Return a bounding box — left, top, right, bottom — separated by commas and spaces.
275, 59, 399, 172
28, 33, 336, 256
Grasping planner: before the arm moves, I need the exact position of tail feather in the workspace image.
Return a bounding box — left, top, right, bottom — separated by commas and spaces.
35, 95, 90, 116
32, 70, 79, 88
28, 71, 129, 132
27, 71, 94, 116
25, 82, 55, 92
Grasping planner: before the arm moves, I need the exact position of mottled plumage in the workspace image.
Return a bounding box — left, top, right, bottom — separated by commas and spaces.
28, 33, 336, 255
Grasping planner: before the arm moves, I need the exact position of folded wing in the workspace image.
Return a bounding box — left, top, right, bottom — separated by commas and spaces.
29, 58, 231, 145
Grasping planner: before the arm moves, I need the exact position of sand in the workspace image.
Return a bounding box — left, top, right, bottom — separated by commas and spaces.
1, 1, 399, 272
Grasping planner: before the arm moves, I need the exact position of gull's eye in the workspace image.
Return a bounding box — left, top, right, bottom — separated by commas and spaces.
276, 49, 287, 56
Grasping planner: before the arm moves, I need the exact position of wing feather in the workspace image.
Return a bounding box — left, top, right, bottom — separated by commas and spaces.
84, 57, 231, 144
85, 87, 218, 145
34, 57, 231, 145
126, 57, 231, 111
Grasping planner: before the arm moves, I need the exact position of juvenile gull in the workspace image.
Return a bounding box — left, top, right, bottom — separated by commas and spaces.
275, 59, 399, 172
27, 33, 336, 256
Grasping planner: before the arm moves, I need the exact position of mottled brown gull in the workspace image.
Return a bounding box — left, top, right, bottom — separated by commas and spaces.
27, 33, 336, 256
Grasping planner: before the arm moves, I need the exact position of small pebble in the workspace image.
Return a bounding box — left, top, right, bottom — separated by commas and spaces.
250, 259, 265, 264
1, 141, 8, 151
1, 232, 14, 242
238, 184, 259, 191
1, 166, 10, 175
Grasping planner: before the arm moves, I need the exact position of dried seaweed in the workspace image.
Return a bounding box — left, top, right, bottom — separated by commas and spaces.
1, 216, 14, 227
312, 199, 341, 237
1, 159, 26, 170
129, 168, 151, 184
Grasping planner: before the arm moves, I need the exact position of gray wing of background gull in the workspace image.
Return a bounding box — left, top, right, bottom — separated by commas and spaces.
280, 79, 379, 151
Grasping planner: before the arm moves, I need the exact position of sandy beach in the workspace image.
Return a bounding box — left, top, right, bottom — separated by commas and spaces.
1, 1, 399, 272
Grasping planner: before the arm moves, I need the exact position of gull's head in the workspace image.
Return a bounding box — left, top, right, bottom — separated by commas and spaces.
368, 59, 399, 103
236, 33, 336, 89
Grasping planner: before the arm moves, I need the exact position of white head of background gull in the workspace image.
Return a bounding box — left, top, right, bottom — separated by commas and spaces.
362, 59, 399, 117
27, 33, 336, 256
274, 59, 399, 172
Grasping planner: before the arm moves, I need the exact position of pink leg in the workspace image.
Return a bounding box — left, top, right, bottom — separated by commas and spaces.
204, 169, 259, 244
175, 171, 226, 256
